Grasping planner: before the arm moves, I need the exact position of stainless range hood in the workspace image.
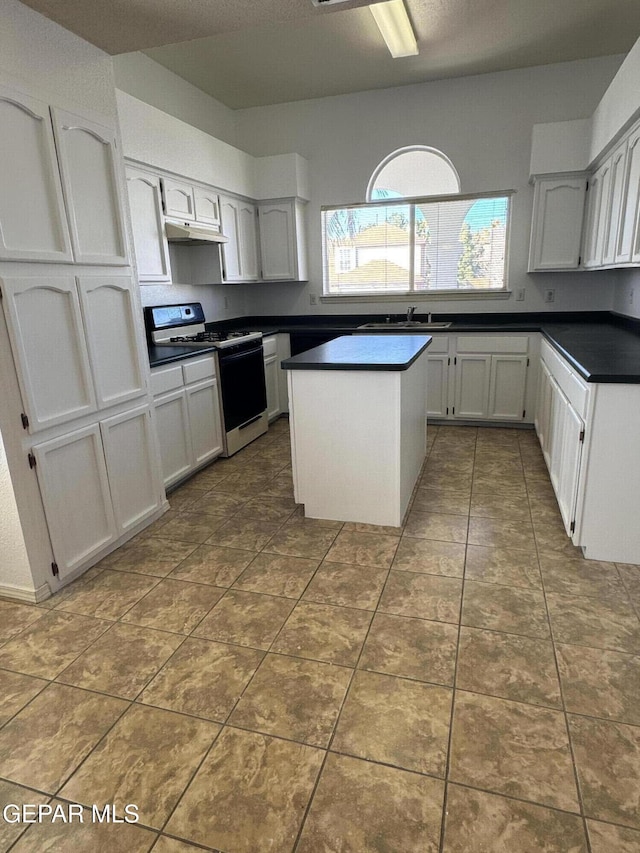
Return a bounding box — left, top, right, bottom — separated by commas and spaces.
165, 220, 228, 245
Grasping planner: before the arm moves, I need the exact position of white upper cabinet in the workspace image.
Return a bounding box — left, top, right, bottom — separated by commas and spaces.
259, 201, 296, 280
238, 201, 260, 281
0, 276, 97, 431
51, 109, 128, 266
582, 158, 612, 269
528, 176, 587, 271
0, 86, 73, 263
602, 141, 627, 266
125, 167, 171, 282
219, 195, 259, 282
162, 177, 196, 220
77, 275, 147, 410
616, 125, 640, 265
194, 187, 221, 226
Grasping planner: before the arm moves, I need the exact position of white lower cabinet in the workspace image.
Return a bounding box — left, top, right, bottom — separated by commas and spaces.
151, 355, 223, 488
425, 336, 450, 418
263, 334, 291, 420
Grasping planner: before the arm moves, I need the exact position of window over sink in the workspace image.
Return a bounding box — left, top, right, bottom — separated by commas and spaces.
322, 146, 512, 298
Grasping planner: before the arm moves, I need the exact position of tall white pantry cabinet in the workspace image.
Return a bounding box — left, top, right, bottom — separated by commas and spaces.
0, 82, 166, 601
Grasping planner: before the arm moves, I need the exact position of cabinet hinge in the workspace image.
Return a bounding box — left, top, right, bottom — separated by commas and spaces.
454, 357, 457, 365
578, 256, 582, 266
21, 413, 29, 430
523, 409, 526, 419
452, 406, 455, 415
447, 357, 451, 366
585, 181, 589, 191
28, 452, 36, 469
526, 357, 530, 367
570, 520, 576, 534
51, 562, 59, 577
579, 429, 585, 443
446, 407, 449, 415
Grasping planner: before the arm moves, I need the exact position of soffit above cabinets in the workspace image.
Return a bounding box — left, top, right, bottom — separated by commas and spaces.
21, 0, 640, 108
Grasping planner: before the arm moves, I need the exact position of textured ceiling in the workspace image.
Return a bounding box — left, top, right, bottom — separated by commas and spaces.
19, 0, 640, 108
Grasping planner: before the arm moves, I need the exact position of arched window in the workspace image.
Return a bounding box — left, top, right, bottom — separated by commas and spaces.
367, 145, 461, 201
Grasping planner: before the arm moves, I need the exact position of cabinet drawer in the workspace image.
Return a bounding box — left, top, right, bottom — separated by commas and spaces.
262, 335, 278, 357
456, 335, 529, 354
183, 355, 216, 384
427, 334, 449, 354
541, 339, 589, 417
151, 364, 184, 396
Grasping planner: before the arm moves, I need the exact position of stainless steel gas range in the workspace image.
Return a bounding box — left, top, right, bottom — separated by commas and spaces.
144, 303, 268, 456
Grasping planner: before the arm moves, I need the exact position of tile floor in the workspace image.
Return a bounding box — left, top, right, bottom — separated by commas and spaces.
1, 420, 640, 851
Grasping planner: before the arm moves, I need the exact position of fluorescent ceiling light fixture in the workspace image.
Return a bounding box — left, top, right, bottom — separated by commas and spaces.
370, 0, 418, 58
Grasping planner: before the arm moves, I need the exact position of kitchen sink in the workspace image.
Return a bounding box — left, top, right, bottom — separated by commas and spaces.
357, 321, 452, 330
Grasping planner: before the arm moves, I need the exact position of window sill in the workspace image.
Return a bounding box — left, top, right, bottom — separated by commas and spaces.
320, 290, 512, 303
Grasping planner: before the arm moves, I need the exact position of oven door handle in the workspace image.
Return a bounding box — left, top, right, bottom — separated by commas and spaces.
239, 414, 264, 430
218, 344, 264, 364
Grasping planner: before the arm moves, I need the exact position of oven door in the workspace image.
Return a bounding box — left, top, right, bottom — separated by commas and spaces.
218, 343, 267, 432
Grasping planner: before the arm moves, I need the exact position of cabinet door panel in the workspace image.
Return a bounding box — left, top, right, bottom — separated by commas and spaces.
259, 202, 296, 280
488, 355, 528, 421
126, 168, 171, 282
453, 355, 490, 419
219, 196, 242, 281
77, 276, 147, 409
163, 178, 195, 220
239, 202, 259, 281
427, 355, 449, 418
100, 406, 161, 533
529, 178, 586, 270
556, 402, 584, 536
186, 378, 223, 466
602, 143, 627, 266
617, 128, 640, 264
33, 425, 116, 578
582, 160, 611, 269
52, 109, 128, 265
0, 276, 96, 430
0, 86, 73, 262
264, 354, 280, 421
154, 389, 193, 487
194, 187, 220, 226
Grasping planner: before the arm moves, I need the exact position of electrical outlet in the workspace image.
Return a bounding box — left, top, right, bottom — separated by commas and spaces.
544, 289, 555, 304
516, 288, 525, 302
629, 288, 635, 307
309, 293, 318, 306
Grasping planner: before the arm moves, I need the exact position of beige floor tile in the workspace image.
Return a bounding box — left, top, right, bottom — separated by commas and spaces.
411, 488, 471, 516
169, 544, 254, 586
229, 653, 351, 746
443, 785, 587, 853
587, 820, 640, 853
570, 714, 640, 829
206, 517, 282, 551
557, 643, 640, 725
419, 470, 473, 492
546, 592, 640, 653
333, 670, 452, 776
403, 511, 469, 544
450, 691, 579, 812
233, 552, 319, 598
188, 491, 248, 517
464, 544, 542, 589
0, 683, 126, 791
324, 530, 400, 568
379, 572, 462, 623
392, 537, 465, 577
469, 492, 531, 522
468, 516, 536, 551
139, 637, 263, 721
462, 580, 550, 638
297, 752, 444, 853
359, 612, 457, 685
153, 511, 228, 543
60, 704, 219, 829
56, 622, 183, 699
0, 780, 49, 850
272, 601, 372, 666
54, 570, 160, 620
302, 561, 388, 610
263, 522, 339, 559
0, 611, 110, 679
342, 521, 403, 535
539, 552, 628, 599
0, 669, 48, 725
457, 626, 561, 707
120, 578, 225, 634
152, 837, 203, 853
234, 496, 297, 524
165, 727, 323, 853
193, 589, 295, 649
472, 473, 527, 495
11, 802, 156, 852
109, 537, 199, 577
214, 473, 277, 498
534, 519, 584, 558
0, 601, 45, 643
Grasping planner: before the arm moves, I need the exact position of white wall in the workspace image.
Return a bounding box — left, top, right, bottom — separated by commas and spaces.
613, 270, 640, 319
591, 37, 640, 163
113, 53, 238, 147
234, 55, 624, 317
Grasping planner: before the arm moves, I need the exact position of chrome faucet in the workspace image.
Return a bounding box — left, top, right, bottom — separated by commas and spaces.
406, 306, 417, 321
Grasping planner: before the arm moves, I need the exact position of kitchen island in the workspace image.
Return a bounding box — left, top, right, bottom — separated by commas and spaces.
281, 334, 431, 527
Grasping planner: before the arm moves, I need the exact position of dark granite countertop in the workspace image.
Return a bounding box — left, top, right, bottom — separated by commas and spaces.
147, 343, 218, 367
281, 334, 432, 371
147, 311, 640, 382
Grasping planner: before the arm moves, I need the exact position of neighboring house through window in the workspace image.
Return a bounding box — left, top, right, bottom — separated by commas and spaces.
322, 145, 511, 296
